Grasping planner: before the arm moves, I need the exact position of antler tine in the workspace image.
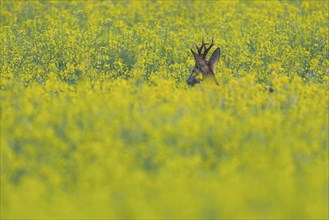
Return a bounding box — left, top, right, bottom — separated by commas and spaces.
201, 36, 206, 54
195, 44, 202, 54
202, 37, 214, 59
195, 37, 206, 55
194, 37, 214, 57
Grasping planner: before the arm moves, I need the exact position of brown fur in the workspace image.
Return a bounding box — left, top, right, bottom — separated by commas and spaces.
187, 38, 220, 86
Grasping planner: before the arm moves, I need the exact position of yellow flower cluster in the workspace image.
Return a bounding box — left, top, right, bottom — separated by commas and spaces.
1, 1, 328, 219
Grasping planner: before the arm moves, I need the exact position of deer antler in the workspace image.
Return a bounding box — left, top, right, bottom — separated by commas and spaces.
195, 37, 204, 55
203, 37, 214, 59
194, 37, 214, 59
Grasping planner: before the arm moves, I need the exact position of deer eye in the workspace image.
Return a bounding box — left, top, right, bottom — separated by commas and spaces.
192, 68, 200, 75
195, 66, 202, 72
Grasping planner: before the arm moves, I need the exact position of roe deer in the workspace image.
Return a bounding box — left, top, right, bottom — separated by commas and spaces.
187, 37, 220, 86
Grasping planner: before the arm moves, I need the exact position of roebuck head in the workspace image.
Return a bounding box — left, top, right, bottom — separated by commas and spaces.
187, 38, 220, 86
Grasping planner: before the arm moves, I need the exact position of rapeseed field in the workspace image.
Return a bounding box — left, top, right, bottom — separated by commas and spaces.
1, 0, 328, 219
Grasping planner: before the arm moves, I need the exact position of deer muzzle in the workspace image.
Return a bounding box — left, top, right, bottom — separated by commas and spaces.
187, 75, 200, 86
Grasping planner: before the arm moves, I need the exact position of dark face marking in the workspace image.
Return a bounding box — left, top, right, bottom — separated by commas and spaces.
187, 67, 203, 86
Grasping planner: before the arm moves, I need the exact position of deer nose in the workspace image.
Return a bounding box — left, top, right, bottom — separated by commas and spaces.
186, 76, 193, 85
187, 76, 198, 86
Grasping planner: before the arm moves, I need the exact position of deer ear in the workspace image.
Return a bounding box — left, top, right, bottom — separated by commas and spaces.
191, 49, 206, 65
209, 48, 220, 72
